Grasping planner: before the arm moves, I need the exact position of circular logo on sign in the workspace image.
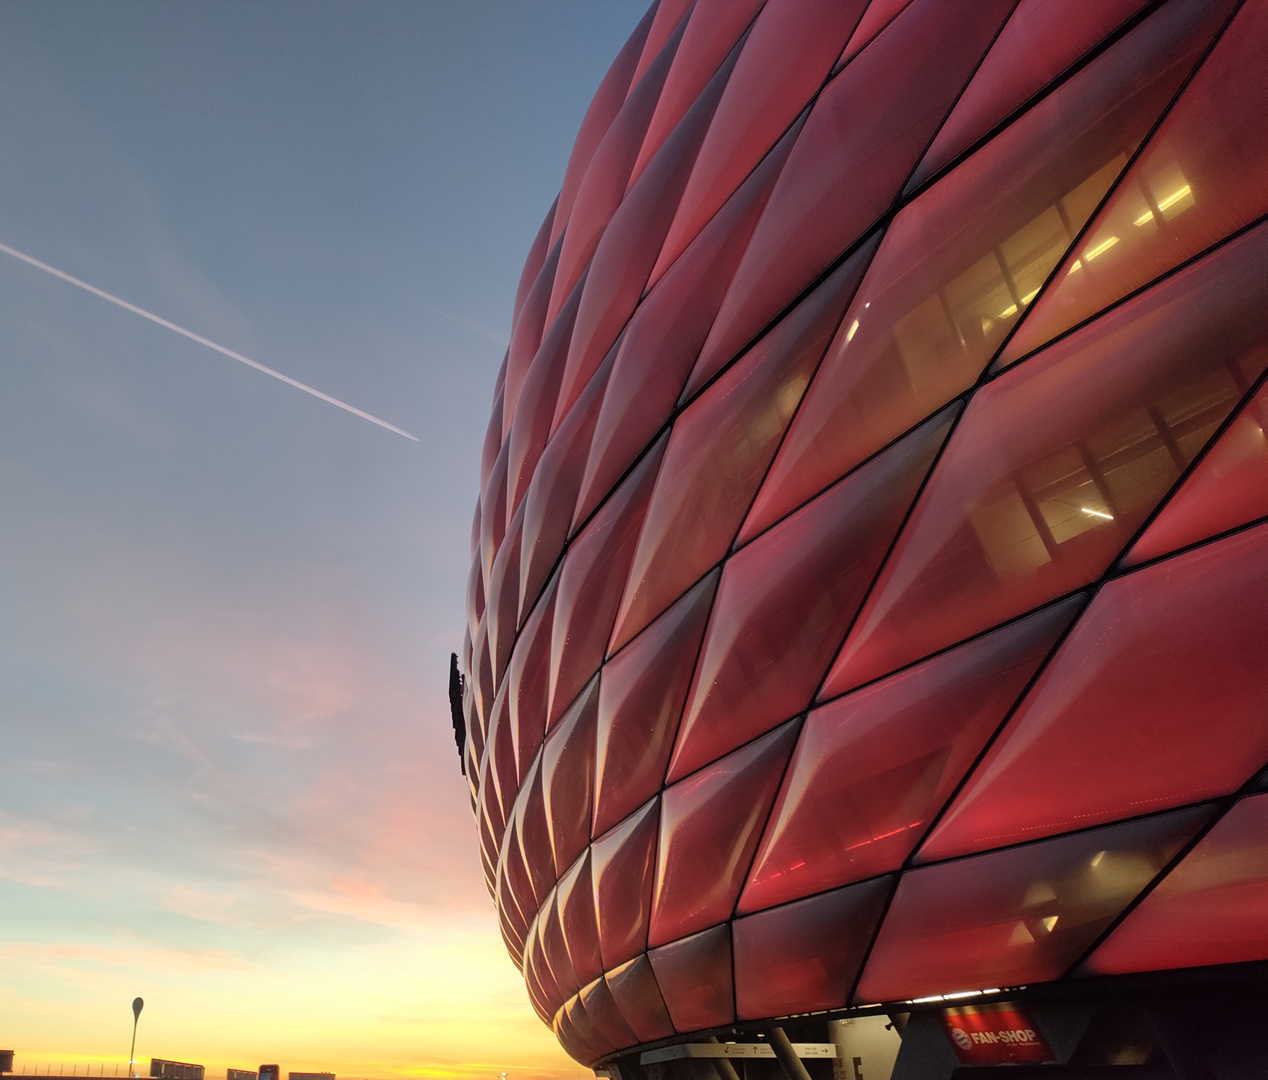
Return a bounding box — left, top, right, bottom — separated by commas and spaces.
950, 1028, 973, 1052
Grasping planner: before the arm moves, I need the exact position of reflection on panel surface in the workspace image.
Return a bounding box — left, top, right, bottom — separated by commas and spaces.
461, 0, 1268, 1065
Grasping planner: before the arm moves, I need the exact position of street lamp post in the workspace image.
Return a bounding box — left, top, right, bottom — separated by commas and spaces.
127, 999, 144, 1079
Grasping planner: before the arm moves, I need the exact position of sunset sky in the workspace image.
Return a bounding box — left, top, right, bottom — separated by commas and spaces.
0, 3, 645, 1077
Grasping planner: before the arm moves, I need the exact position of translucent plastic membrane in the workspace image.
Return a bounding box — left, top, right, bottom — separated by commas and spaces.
541, 678, 598, 876
694, 0, 1015, 384
593, 573, 718, 838
518, 355, 612, 617
733, 877, 892, 1019
516, 760, 554, 908
668, 407, 955, 782
592, 797, 660, 970
648, 923, 735, 1031
496, 816, 531, 942
478, 443, 509, 590
920, 521, 1268, 861
630, 0, 768, 190
630, 0, 695, 91
611, 250, 870, 650
558, 994, 610, 1068
548, 19, 685, 324
506, 575, 556, 782
1124, 376, 1268, 566
1000, 0, 1268, 365
579, 975, 638, 1052
855, 806, 1212, 1004
754, 5, 1220, 536
1086, 793, 1268, 975
549, 3, 655, 248
740, 599, 1079, 914
541, 887, 580, 1002
505, 272, 584, 520
483, 368, 506, 485
470, 618, 494, 744
606, 954, 676, 1043
652, 0, 870, 283
557, 851, 603, 988
484, 505, 523, 689
910, 0, 1158, 189
650, 720, 799, 946
683, 222, 876, 403
486, 688, 519, 837
526, 916, 559, 1010
551, 41, 739, 431
548, 438, 664, 727
835, 0, 913, 67
575, 120, 798, 528
504, 239, 563, 441
830, 223, 1268, 694
512, 198, 557, 333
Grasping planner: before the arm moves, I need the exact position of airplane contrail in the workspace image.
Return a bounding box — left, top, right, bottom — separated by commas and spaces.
0, 240, 419, 441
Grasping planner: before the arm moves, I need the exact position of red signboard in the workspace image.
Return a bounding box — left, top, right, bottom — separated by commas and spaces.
940, 1003, 1056, 1064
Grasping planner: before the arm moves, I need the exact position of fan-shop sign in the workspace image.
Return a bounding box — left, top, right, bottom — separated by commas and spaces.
939, 1003, 1055, 1064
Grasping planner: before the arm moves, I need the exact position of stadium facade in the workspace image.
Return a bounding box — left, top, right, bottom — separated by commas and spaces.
458, 0, 1268, 1076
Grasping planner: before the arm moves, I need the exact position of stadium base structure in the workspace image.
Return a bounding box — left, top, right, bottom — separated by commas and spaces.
459, 0, 1268, 1074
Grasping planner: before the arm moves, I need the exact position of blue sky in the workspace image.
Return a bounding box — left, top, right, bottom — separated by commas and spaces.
0, 3, 646, 1075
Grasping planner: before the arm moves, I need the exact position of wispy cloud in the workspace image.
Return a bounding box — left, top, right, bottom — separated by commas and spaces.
0, 241, 420, 441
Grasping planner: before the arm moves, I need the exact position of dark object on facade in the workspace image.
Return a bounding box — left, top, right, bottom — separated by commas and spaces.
461, 0, 1268, 1074
149, 1062, 203, 1080
448, 651, 466, 773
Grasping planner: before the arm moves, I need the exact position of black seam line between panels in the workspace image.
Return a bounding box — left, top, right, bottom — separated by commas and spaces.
602, 798, 1237, 1026
1059, 795, 1244, 982
902, 0, 1170, 204
982, 0, 1249, 377
1104, 362, 1268, 578
502, 0, 1038, 673
712, 401, 971, 929
484, 0, 1235, 710
896, 363, 1268, 870
484, 0, 1248, 850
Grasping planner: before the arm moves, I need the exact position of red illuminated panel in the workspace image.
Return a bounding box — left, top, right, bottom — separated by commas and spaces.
515, 760, 554, 908
506, 576, 556, 781
1000, 0, 1268, 365
652, 0, 869, 283
921, 522, 1268, 861
911, 0, 1160, 188
485, 505, 523, 688
1125, 377, 1268, 566
855, 807, 1212, 1004
593, 573, 718, 838
541, 886, 580, 1003
650, 721, 799, 946
836, 0, 913, 66
552, 43, 738, 430
733, 877, 892, 1019
557, 851, 603, 988
540, 678, 598, 875
1087, 794, 1268, 975
548, 438, 663, 726
592, 798, 660, 970
548, 4, 655, 248
753, 7, 1216, 537
517, 354, 612, 616
830, 225, 1268, 694
648, 924, 735, 1031
696, 0, 1014, 384
505, 239, 562, 443
579, 975, 638, 1052
548, 20, 683, 324
505, 275, 584, 520
612, 248, 870, 650
740, 598, 1080, 914
605, 954, 676, 1043
576, 131, 792, 529
630, 0, 768, 191
668, 408, 952, 782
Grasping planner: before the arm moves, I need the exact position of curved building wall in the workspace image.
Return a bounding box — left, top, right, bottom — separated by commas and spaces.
461, 0, 1268, 1067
